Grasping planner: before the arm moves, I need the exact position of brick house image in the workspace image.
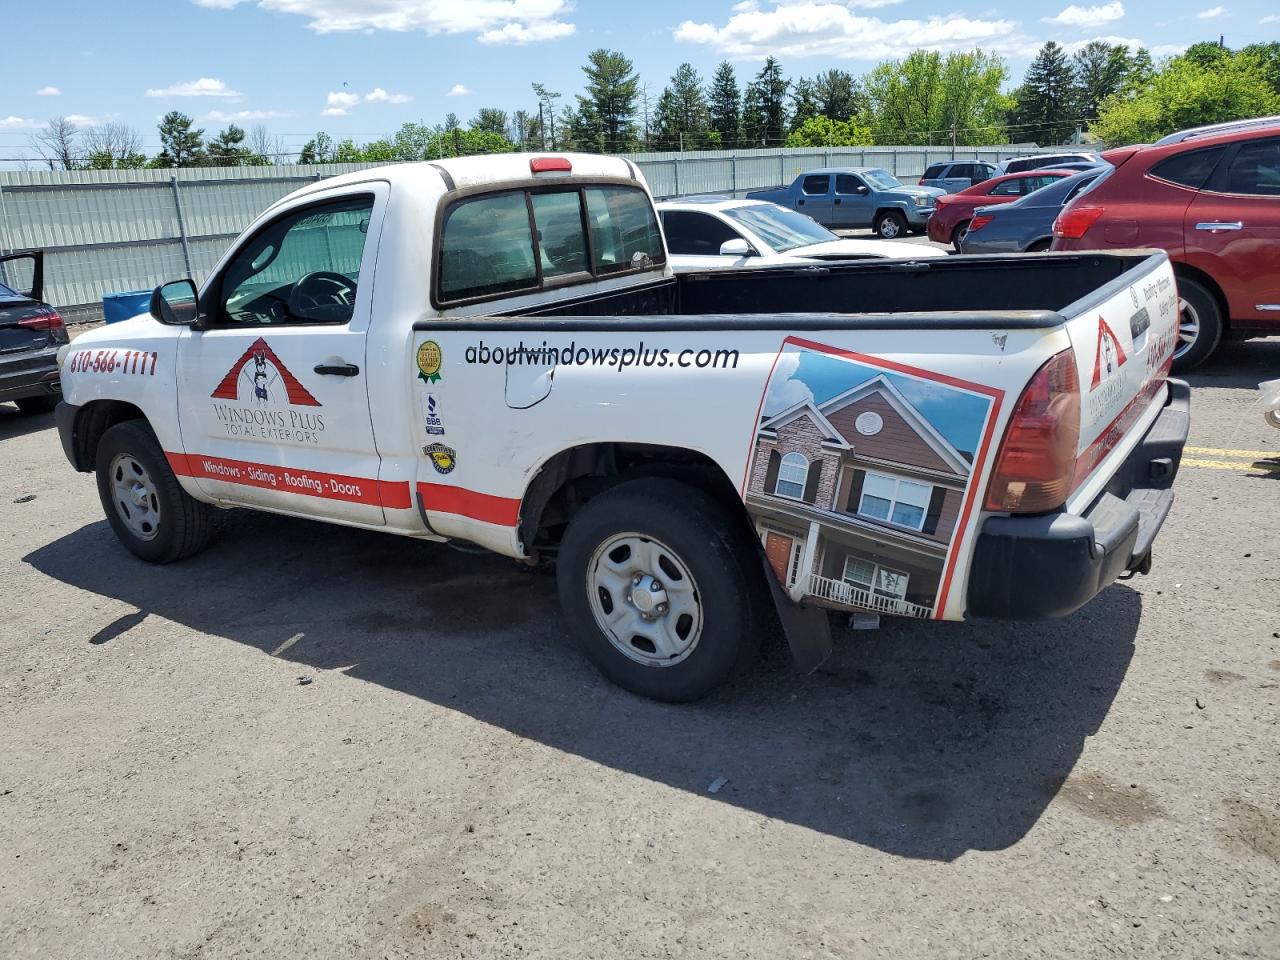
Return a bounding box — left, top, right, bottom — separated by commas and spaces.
746, 372, 975, 618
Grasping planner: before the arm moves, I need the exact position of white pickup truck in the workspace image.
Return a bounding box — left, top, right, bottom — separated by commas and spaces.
55, 153, 1189, 701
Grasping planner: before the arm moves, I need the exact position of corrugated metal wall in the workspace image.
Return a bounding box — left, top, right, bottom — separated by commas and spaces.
0, 145, 1058, 323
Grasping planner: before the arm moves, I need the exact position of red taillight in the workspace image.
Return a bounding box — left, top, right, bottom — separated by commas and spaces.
1053, 205, 1105, 239
19, 311, 63, 331
984, 349, 1081, 514
968, 214, 993, 231
530, 156, 572, 174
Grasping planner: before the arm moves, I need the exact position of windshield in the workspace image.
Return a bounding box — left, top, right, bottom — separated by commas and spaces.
722, 203, 838, 253
863, 169, 903, 190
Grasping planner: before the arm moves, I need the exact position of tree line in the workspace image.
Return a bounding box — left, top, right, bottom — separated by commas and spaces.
27, 40, 1280, 170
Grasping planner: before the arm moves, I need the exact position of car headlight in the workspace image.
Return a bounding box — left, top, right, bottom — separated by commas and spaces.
914, 195, 932, 207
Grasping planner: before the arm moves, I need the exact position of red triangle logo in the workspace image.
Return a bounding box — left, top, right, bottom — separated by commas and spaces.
1090, 316, 1128, 389
210, 337, 321, 406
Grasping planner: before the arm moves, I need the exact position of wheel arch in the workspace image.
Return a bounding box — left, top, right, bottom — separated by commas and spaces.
66, 399, 148, 472
1170, 261, 1230, 331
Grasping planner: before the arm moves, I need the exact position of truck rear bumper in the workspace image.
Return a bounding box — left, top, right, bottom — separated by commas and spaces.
966, 378, 1190, 619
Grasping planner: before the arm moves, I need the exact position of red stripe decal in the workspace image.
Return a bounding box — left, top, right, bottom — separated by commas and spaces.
167, 451, 410, 509
417, 482, 520, 526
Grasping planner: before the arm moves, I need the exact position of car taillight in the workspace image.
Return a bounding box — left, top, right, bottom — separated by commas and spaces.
19, 311, 63, 331
969, 214, 993, 231
984, 349, 1081, 514
1053, 205, 1104, 239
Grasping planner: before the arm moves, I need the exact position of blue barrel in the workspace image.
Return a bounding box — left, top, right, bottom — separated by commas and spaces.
102, 290, 152, 324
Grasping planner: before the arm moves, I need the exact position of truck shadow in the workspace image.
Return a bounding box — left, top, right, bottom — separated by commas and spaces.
24, 511, 1140, 862
1184, 337, 1280, 391
0, 406, 57, 441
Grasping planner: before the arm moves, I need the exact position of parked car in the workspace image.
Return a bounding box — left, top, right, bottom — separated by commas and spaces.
959, 169, 1107, 255
1051, 122, 1280, 370
928, 169, 1076, 249
995, 152, 1104, 175
746, 168, 944, 238
55, 153, 1188, 701
919, 161, 996, 193
1, 252, 66, 415
657, 197, 946, 271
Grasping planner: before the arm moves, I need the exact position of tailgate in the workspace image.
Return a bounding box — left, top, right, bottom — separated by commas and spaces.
1063, 255, 1179, 509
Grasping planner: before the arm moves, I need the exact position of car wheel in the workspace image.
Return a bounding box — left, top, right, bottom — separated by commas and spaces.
874, 211, 908, 240
15, 394, 59, 415
556, 478, 762, 702
1025, 239, 1051, 253
95, 420, 216, 563
951, 220, 971, 251
1171, 276, 1223, 373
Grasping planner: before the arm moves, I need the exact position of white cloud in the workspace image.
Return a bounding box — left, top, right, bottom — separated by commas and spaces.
1196, 5, 1226, 17
674, 4, 1034, 61
194, 0, 575, 44
1060, 34, 1145, 53
65, 114, 107, 126
35, 86, 61, 96
0, 116, 40, 129
1261, 15, 1280, 24
321, 107, 348, 116
146, 77, 242, 98
763, 352, 812, 417
326, 91, 359, 107
1150, 42, 1188, 55
206, 108, 293, 121
364, 87, 413, 104
1043, 2, 1124, 28
447, 84, 472, 97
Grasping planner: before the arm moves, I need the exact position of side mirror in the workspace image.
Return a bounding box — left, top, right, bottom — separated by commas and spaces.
719, 238, 753, 257
150, 279, 200, 326
855, 185, 870, 195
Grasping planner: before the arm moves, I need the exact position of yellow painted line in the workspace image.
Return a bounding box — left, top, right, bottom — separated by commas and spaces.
1184, 445, 1279, 459
1182, 457, 1280, 474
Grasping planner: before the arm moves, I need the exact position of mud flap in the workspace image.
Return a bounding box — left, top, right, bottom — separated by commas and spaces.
760, 551, 832, 673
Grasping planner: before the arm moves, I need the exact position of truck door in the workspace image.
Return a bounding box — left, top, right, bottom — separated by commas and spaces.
795, 174, 833, 225
833, 173, 874, 228
175, 184, 394, 526
1184, 136, 1280, 322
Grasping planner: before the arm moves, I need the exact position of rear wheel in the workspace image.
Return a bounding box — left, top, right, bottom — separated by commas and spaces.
1025, 238, 1052, 253
556, 478, 761, 702
1172, 276, 1222, 372
873, 210, 908, 240
95, 420, 216, 563
950, 220, 971, 251
15, 394, 58, 415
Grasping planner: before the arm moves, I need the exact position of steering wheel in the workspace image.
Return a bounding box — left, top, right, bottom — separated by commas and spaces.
289, 271, 356, 321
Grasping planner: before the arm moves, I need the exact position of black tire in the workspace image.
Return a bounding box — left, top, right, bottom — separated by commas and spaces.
1171, 276, 1223, 373
1025, 238, 1052, 253
95, 420, 216, 563
556, 478, 762, 702
873, 210, 908, 240
950, 220, 971, 252
15, 394, 59, 415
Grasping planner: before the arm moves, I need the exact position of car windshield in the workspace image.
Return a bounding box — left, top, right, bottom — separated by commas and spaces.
721, 204, 838, 253
862, 169, 903, 190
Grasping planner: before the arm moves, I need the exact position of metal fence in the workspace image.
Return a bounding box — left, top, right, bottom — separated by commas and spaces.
0, 143, 1062, 324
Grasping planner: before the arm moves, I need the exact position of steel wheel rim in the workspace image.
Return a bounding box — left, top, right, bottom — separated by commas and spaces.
109, 453, 161, 541
953, 223, 968, 248
1175, 297, 1200, 360
586, 532, 704, 668
880, 217, 901, 239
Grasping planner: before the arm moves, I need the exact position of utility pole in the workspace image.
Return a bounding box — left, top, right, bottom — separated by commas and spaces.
539, 102, 547, 150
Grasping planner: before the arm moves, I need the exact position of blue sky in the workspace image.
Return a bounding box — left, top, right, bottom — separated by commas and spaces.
2, 0, 1277, 162
765, 347, 993, 455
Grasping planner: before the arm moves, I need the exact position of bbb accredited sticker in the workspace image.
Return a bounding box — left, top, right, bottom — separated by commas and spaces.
422, 392, 445, 436
423, 442, 457, 475
417, 340, 443, 383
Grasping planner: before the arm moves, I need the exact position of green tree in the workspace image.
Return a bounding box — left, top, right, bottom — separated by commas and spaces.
207, 124, 266, 166
707, 61, 742, 147
1073, 41, 1134, 121
1010, 42, 1078, 144
653, 63, 713, 150
813, 68, 862, 121
1240, 41, 1280, 93
1094, 52, 1280, 145
575, 48, 640, 151
471, 108, 510, 138
743, 56, 789, 146
156, 111, 205, 167
298, 131, 335, 164
789, 77, 821, 131
784, 116, 873, 147
865, 49, 1010, 145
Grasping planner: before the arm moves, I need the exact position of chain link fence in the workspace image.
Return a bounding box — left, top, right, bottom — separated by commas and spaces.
0, 144, 1060, 324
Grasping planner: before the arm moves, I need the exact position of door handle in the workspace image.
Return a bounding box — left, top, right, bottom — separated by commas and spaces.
314, 362, 360, 376
1194, 221, 1243, 232
834, 198, 842, 205
797, 199, 805, 205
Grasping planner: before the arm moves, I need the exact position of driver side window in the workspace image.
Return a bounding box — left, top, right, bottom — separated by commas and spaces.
217, 194, 374, 327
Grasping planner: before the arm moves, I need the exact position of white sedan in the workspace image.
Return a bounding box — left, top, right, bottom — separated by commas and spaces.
656, 196, 946, 272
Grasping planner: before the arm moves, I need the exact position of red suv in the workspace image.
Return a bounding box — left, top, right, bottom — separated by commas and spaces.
1051, 123, 1280, 370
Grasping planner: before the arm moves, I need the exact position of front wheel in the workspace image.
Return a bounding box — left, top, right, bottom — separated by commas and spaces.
95, 420, 216, 563
556, 478, 761, 702
1171, 276, 1223, 373
873, 210, 908, 240
951, 220, 971, 252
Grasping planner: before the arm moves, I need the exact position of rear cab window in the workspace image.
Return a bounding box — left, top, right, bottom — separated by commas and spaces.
922, 164, 946, 180
801, 175, 831, 195
436, 183, 664, 306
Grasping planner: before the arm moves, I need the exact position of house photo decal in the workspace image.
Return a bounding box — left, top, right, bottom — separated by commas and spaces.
746, 340, 997, 619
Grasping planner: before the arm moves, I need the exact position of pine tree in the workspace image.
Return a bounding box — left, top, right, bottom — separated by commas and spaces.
156, 111, 205, 167
653, 63, 713, 150
813, 69, 862, 121
707, 61, 742, 147
470, 108, 510, 138
743, 56, 789, 146
1012, 42, 1078, 145
207, 124, 254, 166
576, 48, 640, 151
789, 77, 820, 131
1072, 41, 1131, 120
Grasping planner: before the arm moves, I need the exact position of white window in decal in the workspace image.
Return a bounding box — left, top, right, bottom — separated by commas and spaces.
843, 556, 910, 600
858, 471, 932, 531
775, 452, 808, 499
855, 411, 883, 436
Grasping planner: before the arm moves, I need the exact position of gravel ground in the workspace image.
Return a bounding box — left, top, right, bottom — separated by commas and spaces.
1, 338, 1277, 960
